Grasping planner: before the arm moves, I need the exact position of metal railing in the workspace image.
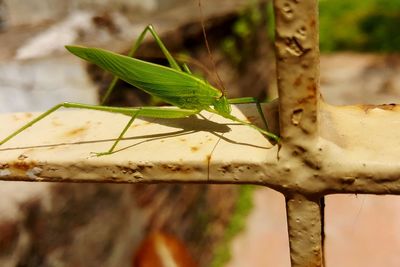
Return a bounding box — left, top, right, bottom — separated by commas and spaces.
1, 1, 399, 266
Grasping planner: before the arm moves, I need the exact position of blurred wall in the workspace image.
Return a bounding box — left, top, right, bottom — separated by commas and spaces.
1, 0, 187, 29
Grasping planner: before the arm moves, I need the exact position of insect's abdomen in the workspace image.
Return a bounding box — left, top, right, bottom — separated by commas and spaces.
66, 46, 223, 110
135, 82, 221, 110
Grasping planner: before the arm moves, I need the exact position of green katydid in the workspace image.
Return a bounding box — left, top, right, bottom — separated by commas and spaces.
0, 24, 279, 156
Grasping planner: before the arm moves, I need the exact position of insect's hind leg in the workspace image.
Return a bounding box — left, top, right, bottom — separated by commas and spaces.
228, 97, 271, 132
1, 102, 200, 155
101, 25, 182, 105
0, 103, 65, 146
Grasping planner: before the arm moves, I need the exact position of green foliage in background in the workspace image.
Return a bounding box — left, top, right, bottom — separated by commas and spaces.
221, 0, 266, 66
267, 0, 400, 52
319, 0, 400, 52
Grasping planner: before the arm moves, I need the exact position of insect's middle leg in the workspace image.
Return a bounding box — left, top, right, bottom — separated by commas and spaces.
92, 111, 139, 157
228, 97, 270, 131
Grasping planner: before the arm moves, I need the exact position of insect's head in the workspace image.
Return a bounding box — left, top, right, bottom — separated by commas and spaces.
213, 96, 231, 116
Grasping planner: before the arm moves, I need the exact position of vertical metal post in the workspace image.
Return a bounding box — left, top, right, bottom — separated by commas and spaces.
286, 194, 324, 267
273, 1, 323, 264
273, 0, 320, 143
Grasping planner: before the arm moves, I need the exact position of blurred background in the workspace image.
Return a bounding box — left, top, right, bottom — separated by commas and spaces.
0, 0, 400, 266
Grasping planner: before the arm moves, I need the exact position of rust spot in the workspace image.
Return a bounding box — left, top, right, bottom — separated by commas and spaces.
298, 95, 316, 105
307, 83, 317, 95
190, 146, 199, 152
294, 76, 302, 87
18, 154, 28, 160
220, 165, 233, 174
341, 177, 355, 185
118, 166, 139, 175
0, 164, 9, 169
25, 113, 33, 119
12, 161, 35, 171
298, 85, 317, 104
161, 164, 193, 173
65, 126, 87, 137
116, 165, 146, 179
179, 138, 186, 142
360, 103, 398, 113
310, 18, 316, 28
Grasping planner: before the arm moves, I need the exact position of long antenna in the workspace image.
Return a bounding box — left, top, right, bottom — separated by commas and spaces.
198, 0, 227, 95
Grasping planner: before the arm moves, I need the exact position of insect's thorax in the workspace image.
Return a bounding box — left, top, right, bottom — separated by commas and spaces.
162, 82, 224, 111
213, 96, 231, 116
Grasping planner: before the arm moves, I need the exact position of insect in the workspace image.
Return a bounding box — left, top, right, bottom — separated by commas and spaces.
0, 24, 279, 156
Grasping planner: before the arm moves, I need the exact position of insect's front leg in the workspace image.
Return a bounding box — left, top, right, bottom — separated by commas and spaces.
208, 101, 280, 143
228, 97, 271, 132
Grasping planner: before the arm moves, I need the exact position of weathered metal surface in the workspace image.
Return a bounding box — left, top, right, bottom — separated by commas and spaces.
273, 0, 319, 142
0, 103, 282, 185
286, 194, 323, 267
273, 1, 323, 266
0, 99, 400, 195
317, 102, 400, 194
2, 101, 400, 195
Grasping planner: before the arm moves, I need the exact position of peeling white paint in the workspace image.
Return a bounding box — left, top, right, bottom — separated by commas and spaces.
26, 167, 43, 179
0, 169, 11, 177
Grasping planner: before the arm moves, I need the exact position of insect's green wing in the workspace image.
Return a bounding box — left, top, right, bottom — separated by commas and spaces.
66, 46, 222, 110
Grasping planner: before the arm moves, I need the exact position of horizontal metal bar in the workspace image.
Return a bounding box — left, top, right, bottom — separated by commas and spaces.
1, 102, 400, 195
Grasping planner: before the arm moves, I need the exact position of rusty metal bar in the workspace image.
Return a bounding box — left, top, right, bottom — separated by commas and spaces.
273, 0, 320, 143
273, 2, 324, 265
286, 194, 323, 267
